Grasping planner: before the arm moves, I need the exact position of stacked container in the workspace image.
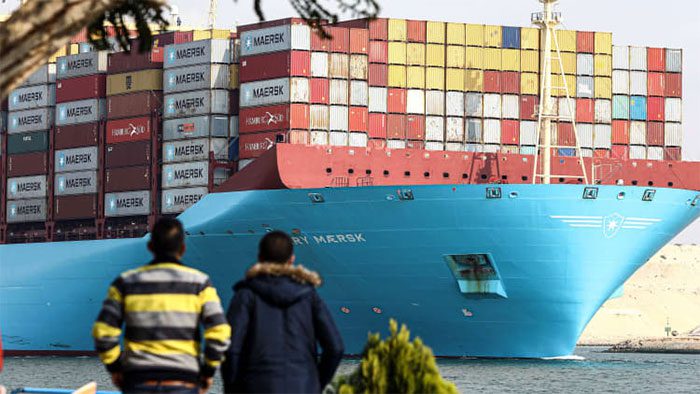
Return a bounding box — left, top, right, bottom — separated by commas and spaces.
161, 38, 232, 214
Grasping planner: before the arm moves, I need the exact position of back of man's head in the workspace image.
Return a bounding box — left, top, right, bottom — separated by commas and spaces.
149, 218, 185, 259
258, 231, 294, 264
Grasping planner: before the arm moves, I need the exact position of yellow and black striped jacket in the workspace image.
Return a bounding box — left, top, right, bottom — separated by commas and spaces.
92, 259, 231, 384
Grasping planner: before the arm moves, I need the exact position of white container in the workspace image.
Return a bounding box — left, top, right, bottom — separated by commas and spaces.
483, 144, 501, 153
105, 190, 150, 217
349, 132, 368, 147
502, 95, 519, 119
425, 141, 444, 151
164, 89, 229, 119
647, 147, 664, 161
311, 52, 329, 77
56, 98, 106, 126
7, 107, 54, 134
164, 64, 229, 93
629, 71, 647, 95
164, 39, 231, 69
163, 138, 229, 163
466, 118, 482, 143
329, 79, 348, 105
577, 54, 594, 76
629, 121, 646, 145
310, 105, 329, 130
6, 198, 47, 223
519, 121, 537, 145
445, 142, 463, 152
612, 46, 630, 70
20, 64, 56, 87
329, 105, 348, 131
425, 91, 444, 116
593, 124, 611, 149
240, 24, 311, 56
577, 123, 594, 148
238, 159, 255, 169
558, 97, 576, 121
666, 49, 682, 73
665, 98, 682, 122
368, 87, 387, 113
54, 170, 97, 196
445, 117, 464, 142
576, 76, 594, 98
55, 146, 99, 173
387, 139, 407, 149
162, 160, 209, 188
7, 175, 47, 200
310, 130, 329, 145
10, 84, 56, 111
612, 70, 630, 95
629, 145, 646, 159
483, 94, 501, 118
580, 148, 593, 158
665, 123, 682, 146
483, 119, 501, 143
349, 55, 368, 80
406, 89, 425, 114
519, 145, 536, 155
163, 115, 229, 140
465, 144, 484, 153
594, 99, 612, 124
229, 116, 239, 138
446, 92, 464, 117
240, 77, 309, 108
629, 47, 647, 71
329, 131, 348, 146
161, 187, 208, 214
57, 51, 108, 79
350, 80, 368, 106
425, 116, 444, 141
465, 93, 483, 117
329, 53, 349, 79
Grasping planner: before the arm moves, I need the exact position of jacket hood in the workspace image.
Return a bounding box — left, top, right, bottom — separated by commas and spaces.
234, 263, 322, 307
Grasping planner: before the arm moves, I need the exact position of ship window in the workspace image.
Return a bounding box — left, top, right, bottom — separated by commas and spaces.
480, 174, 487, 180
501, 175, 508, 180
404, 171, 411, 177
668, 182, 673, 187
326, 168, 332, 174
632, 180, 638, 186
348, 168, 354, 174
424, 171, 430, 177
583, 187, 598, 200
486, 187, 502, 199
559, 178, 564, 183
642, 189, 656, 202
578, 178, 583, 183
383, 170, 390, 176
462, 173, 469, 179
366, 169, 372, 175
443, 172, 450, 178
522, 176, 528, 181
648, 181, 654, 186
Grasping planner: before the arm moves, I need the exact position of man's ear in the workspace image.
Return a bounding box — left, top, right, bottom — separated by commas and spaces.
179, 243, 186, 257
288, 254, 296, 265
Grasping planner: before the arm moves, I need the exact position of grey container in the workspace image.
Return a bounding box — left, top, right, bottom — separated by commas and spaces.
161, 187, 209, 214
7, 131, 49, 154
164, 89, 229, 119
163, 115, 229, 141
163, 64, 229, 94
7, 175, 48, 200
8, 108, 54, 134
55, 170, 98, 196
56, 99, 106, 126
105, 190, 150, 217
9, 84, 56, 111
0, 111, 6, 134
240, 24, 311, 57
164, 39, 231, 69
55, 146, 99, 173
20, 64, 57, 87
240, 77, 290, 108
6, 198, 47, 223
56, 51, 108, 79
163, 138, 229, 163
162, 161, 209, 188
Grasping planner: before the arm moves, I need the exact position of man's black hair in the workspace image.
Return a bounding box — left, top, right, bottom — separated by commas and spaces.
258, 231, 294, 264
150, 217, 185, 258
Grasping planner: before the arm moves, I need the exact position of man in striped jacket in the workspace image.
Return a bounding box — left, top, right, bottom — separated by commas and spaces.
93, 218, 231, 394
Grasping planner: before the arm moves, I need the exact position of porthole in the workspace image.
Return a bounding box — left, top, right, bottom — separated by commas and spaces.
326, 168, 332, 174
383, 170, 390, 176
424, 172, 430, 177
348, 169, 354, 174
443, 172, 450, 178
404, 171, 411, 177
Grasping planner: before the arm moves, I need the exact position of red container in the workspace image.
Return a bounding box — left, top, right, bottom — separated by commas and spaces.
500, 120, 519, 144
647, 97, 664, 121
288, 104, 310, 130
483, 71, 501, 93
387, 88, 407, 113
71, 28, 88, 44
576, 98, 594, 123
349, 106, 368, 132
406, 140, 425, 150
368, 64, 388, 86
108, 50, 162, 73
329, 27, 350, 53
106, 117, 152, 144
230, 90, 240, 115
173, 31, 194, 44
520, 95, 539, 120
387, 114, 406, 139
129, 32, 179, 53
54, 194, 98, 221
239, 51, 310, 82
105, 166, 151, 192
288, 130, 309, 145
646, 122, 664, 146
647, 73, 665, 97
611, 145, 629, 160
310, 78, 330, 104
406, 115, 425, 140
349, 28, 369, 54
106, 140, 151, 168
56, 75, 106, 103
612, 120, 630, 144
237, 18, 307, 33
55, 123, 99, 150
557, 123, 575, 146
594, 149, 610, 159
665, 73, 682, 97
407, 20, 426, 43
7, 152, 48, 177
239, 132, 282, 159
107, 91, 163, 120
239, 104, 299, 133
368, 113, 387, 138
647, 48, 665, 72
577, 31, 594, 53
501, 72, 520, 94
311, 29, 330, 51
369, 18, 388, 40
369, 41, 388, 63
664, 147, 682, 161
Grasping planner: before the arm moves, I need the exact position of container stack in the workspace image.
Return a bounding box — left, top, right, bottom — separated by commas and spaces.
161, 38, 231, 215
228, 32, 241, 165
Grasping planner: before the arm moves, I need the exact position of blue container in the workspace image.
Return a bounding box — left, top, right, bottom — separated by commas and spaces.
520, 146, 536, 155
502, 26, 521, 49
229, 137, 240, 161
629, 96, 647, 120
558, 148, 576, 157
612, 95, 630, 120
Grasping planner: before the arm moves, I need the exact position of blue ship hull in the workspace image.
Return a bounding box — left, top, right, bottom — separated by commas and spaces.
1, 184, 699, 358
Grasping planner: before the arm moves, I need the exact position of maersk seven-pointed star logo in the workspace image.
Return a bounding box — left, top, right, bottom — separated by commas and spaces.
244, 36, 253, 51
166, 144, 175, 160
550, 214, 662, 238
603, 213, 625, 239
167, 48, 175, 63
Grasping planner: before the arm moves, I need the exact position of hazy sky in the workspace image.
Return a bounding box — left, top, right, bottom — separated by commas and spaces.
2, 0, 699, 241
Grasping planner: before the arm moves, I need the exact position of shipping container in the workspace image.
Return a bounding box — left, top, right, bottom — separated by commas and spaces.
369, 41, 388, 64
558, 97, 576, 121
466, 119, 483, 143
611, 145, 629, 159
164, 89, 229, 118
483, 119, 501, 144
578, 124, 594, 148
594, 99, 611, 123
612, 120, 629, 144
502, 95, 519, 119
329, 131, 348, 146
8, 107, 54, 134
593, 124, 612, 148
239, 77, 308, 107
106, 117, 152, 144
310, 78, 329, 104
594, 32, 612, 55
629, 145, 646, 160
107, 68, 164, 96
239, 51, 309, 82
105, 190, 150, 217
310, 105, 329, 130
239, 104, 309, 133
466, 93, 483, 117
519, 95, 538, 120
612, 46, 629, 70
239, 24, 310, 57
163, 64, 228, 93
55, 170, 97, 196
594, 54, 612, 77
57, 51, 108, 79
368, 113, 386, 138
501, 120, 519, 144
387, 88, 406, 113
350, 80, 368, 106
629, 96, 647, 120
7, 152, 48, 177
665, 98, 682, 122
329, 106, 349, 131
56, 75, 106, 103
425, 91, 444, 116
349, 107, 368, 132
19, 64, 56, 87
162, 160, 210, 188
7, 131, 49, 154
406, 89, 425, 114
629, 47, 647, 71
406, 115, 424, 140
612, 95, 629, 119
446, 92, 464, 117
646, 72, 664, 97
108, 50, 163, 74
164, 39, 231, 69
329, 79, 349, 105
386, 114, 406, 139
239, 132, 283, 157
576, 76, 594, 98
483, 94, 501, 118
229, 64, 239, 89
425, 116, 444, 141
612, 70, 629, 95
647, 146, 664, 161
55, 146, 98, 173
163, 115, 229, 140
10, 84, 56, 111
106, 140, 151, 168
349, 55, 369, 80
350, 28, 370, 54
465, 70, 483, 92
7, 175, 47, 200
161, 187, 208, 214
664, 146, 681, 161
105, 166, 151, 192
310, 131, 329, 145
647, 48, 665, 72
56, 98, 106, 126
629, 71, 647, 96
107, 91, 163, 119
647, 97, 664, 121
665, 123, 682, 146
666, 49, 682, 73
6, 198, 47, 223
576, 98, 594, 123
368, 64, 388, 86
629, 121, 646, 145
646, 122, 664, 146
577, 54, 594, 76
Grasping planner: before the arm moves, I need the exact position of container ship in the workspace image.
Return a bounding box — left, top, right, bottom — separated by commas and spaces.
1, 0, 699, 358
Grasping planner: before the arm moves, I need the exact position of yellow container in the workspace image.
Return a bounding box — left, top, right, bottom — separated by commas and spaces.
521, 72, 540, 95
550, 52, 577, 75
483, 48, 501, 70
465, 70, 484, 92
484, 25, 502, 48
446, 46, 465, 68
521, 28, 539, 50
594, 76, 612, 98
426, 67, 445, 90
594, 54, 612, 77
521, 50, 539, 73
466, 24, 484, 47
107, 69, 163, 95
426, 21, 446, 44
446, 68, 465, 91
388, 19, 407, 41
229, 64, 239, 89
193, 29, 230, 40
594, 32, 613, 55
555, 30, 577, 52
465, 47, 483, 69
406, 43, 425, 65
501, 49, 520, 71
426, 44, 445, 67
388, 42, 407, 64
68, 44, 80, 55
551, 74, 577, 97
446, 23, 465, 46
406, 66, 425, 89
388, 65, 407, 87
48, 46, 68, 63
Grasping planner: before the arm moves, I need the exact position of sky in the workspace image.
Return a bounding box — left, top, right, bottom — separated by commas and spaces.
2, 0, 700, 241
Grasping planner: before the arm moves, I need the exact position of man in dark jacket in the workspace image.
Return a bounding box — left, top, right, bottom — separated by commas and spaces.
222, 231, 344, 394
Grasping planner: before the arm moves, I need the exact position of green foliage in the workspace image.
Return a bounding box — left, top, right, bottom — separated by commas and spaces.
334, 320, 458, 394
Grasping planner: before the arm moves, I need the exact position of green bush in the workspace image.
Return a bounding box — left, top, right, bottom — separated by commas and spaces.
334, 319, 458, 394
